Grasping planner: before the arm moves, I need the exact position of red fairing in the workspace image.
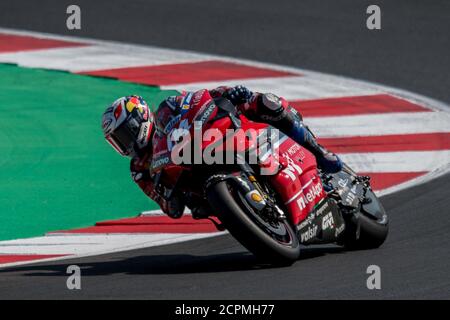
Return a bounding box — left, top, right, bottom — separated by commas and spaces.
228, 118, 325, 226
211, 117, 267, 154
150, 88, 325, 226
152, 89, 220, 170
268, 138, 326, 226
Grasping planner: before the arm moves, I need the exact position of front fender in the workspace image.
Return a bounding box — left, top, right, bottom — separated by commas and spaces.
361, 189, 388, 224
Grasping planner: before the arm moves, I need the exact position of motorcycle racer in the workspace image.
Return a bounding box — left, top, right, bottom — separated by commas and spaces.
101, 86, 343, 218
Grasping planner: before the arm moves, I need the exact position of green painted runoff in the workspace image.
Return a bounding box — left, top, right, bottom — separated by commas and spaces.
0, 64, 176, 240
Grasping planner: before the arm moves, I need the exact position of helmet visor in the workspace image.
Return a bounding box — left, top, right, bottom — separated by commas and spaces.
108, 116, 141, 156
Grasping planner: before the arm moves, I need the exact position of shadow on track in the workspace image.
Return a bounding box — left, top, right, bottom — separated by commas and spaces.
0, 246, 345, 277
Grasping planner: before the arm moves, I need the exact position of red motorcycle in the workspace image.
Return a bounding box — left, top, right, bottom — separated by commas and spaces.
150, 92, 389, 265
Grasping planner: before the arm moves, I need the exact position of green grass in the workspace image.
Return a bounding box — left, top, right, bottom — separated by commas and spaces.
0, 64, 177, 240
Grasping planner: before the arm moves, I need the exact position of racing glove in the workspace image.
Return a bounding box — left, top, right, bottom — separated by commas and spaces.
224, 85, 253, 105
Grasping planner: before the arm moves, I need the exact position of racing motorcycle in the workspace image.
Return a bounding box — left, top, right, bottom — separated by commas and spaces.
150, 93, 389, 265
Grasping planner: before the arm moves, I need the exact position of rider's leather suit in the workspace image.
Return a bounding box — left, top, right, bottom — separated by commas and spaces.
130, 86, 342, 218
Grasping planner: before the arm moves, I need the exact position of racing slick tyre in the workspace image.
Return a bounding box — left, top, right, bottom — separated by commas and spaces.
344, 189, 389, 250
206, 181, 300, 265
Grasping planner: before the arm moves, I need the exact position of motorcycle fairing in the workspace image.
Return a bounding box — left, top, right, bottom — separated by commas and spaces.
265, 133, 327, 226
327, 171, 365, 209
296, 197, 345, 245
151, 92, 328, 228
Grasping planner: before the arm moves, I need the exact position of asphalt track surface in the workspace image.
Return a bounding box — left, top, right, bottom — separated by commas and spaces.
0, 0, 449, 299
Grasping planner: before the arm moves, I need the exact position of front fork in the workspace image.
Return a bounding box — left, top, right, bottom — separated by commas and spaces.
205, 170, 267, 213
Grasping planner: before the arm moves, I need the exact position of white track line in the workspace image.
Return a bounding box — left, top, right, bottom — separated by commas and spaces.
140, 208, 192, 216
161, 75, 381, 100
305, 111, 450, 137
0, 232, 225, 269
0, 44, 214, 72
0, 233, 223, 255
340, 150, 450, 173
0, 26, 448, 111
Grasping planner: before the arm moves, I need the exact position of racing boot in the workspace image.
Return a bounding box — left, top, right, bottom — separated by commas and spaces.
288, 121, 343, 173
249, 92, 343, 173
163, 196, 186, 219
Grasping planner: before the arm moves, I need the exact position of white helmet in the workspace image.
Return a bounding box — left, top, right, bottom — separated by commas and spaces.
102, 95, 154, 157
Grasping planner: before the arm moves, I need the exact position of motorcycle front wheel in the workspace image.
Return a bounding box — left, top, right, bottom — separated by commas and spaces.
344, 188, 389, 250
206, 181, 300, 265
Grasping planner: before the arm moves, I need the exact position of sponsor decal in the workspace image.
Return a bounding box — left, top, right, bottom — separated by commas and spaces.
192, 90, 205, 106
285, 143, 302, 157
298, 211, 315, 230
126, 101, 136, 113
345, 190, 357, 204
296, 181, 323, 211
164, 114, 181, 134
165, 96, 178, 110
151, 155, 170, 170
300, 225, 318, 242
338, 178, 349, 188
102, 118, 113, 133
281, 155, 303, 182
315, 200, 329, 217
334, 224, 345, 237
137, 122, 150, 147
298, 200, 329, 231
184, 92, 193, 104
126, 97, 143, 113
322, 212, 335, 230
193, 101, 209, 119
153, 147, 170, 157
167, 119, 191, 151
195, 102, 216, 124
142, 105, 149, 120
180, 92, 194, 111
260, 113, 285, 122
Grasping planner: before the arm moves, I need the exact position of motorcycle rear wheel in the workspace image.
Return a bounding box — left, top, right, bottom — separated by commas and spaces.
206, 181, 300, 265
